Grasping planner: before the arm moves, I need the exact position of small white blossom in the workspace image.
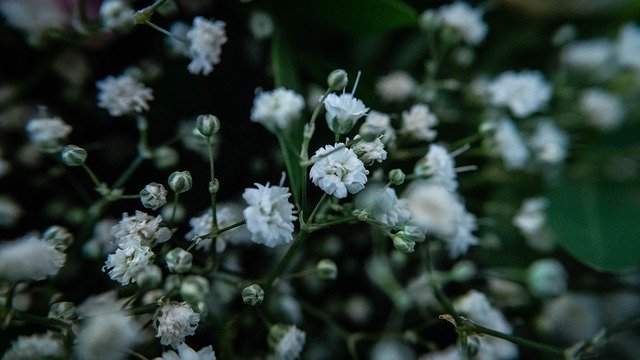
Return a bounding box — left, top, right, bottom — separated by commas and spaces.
376, 71, 416, 102
361, 111, 397, 145
140, 182, 168, 210
616, 23, 640, 69
0, 196, 22, 228
2, 333, 65, 360
538, 294, 602, 343
75, 312, 141, 360
0, 233, 66, 282
0, 0, 68, 38
26, 116, 72, 152
111, 211, 171, 247
351, 136, 387, 164
488, 70, 552, 118
579, 88, 625, 131
186, 203, 249, 251
155, 302, 201, 349
324, 93, 369, 134
355, 185, 411, 230
513, 197, 548, 235
492, 118, 529, 170
161, 343, 217, 360
186, 17, 227, 75
251, 88, 305, 131
249, 11, 274, 40
103, 242, 154, 285
400, 104, 438, 141
242, 183, 296, 247
561, 38, 615, 71
437, 1, 488, 45
167, 21, 190, 56
310, 143, 369, 198
97, 74, 154, 117
529, 119, 569, 165
414, 144, 458, 192
275, 325, 306, 360
99, 0, 134, 31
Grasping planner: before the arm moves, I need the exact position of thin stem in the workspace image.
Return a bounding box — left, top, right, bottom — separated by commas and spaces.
207, 136, 219, 268
113, 155, 145, 190
82, 164, 102, 187
300, 89, 331, 162
306, 193, 328, 224
134, 0, 169, 24
263, 230, 309, 293
422, 245, 461, 326
143, 20, 175, 38
217, 219, 246, 234
449, 133, 482, 151
300, 138, 359, 167
308, 216, 358, 232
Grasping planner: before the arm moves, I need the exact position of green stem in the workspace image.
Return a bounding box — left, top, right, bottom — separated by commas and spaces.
263, 230, 309, 293
449, 132, 483, 150
134, 0, 169, 24
81, 164, 102, 187
217, 219, 246, 234
113, 155, 145, 190
300, 89, 331, 162
308, 216, 358, 232
207, 136, 219, 268
306, 193, 328, 224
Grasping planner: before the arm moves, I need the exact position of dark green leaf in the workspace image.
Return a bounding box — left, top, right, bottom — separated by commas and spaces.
271, 30, 301, 91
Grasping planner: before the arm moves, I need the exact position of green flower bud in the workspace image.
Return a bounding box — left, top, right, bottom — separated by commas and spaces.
140, 182, 168, 210
61, 145, 87, 166
196, 114, 221, 137
392, 232, 415, 253
164, 274, 182, 292
209, 179, 220, 195
168, 170, 192, 193
527, 259, 568, 298
327, 69, 348, 91
316, 259, 338, 280
402, 222, 426, 242
48, 302, 76, 324
241, 284, 265, 306
165, 248, 193, 273
43, 225, 74, 251
388, 169, 406, 185
180, 275, 210, 304
135, 264, 163, 289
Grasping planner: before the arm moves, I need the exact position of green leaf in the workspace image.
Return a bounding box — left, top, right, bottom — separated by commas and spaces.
306, 0, 418, 35
546, 180, 640, 272
271, 30, 301, 92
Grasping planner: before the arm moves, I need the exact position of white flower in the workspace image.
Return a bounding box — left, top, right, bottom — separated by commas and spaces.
186, 17, 227, 75
324, 93, 369, 134
103, 242, 154, 285
418, 346, 463, 360
455, 290, 518, 360
579, 88, 625, 131
376, 71, 416, 102
538, 294, 602, 343
242, 183, 296, 247
186, 203, 249, 251
0, 0, 68, 37
0, 233, 66, 282
26, 116, 72, 152
355, 185, 411, 230
400, 104, 438, 141
2, 333, 65, 360
97, 74, 154, 117
561, 38, 615, 71
351, 136, 387, 164
75, 312, 141, 360
111, 211, 171, 247
155, 302, 201, 349
361, 111, 397, 145
529, 119, 569, 165
249, 11, 274, 40
414, 144, 457, 192
99, 0, 134, 31
492, 118, 529, 170
0, 196, 22, 228
251, 87, 305, 131
161, 343, 217, 360
488, 70, 552, 118
310, 143, 369, 198
616, 23, 640, 69
404, 182, 478, 257
140, 182, 168, 210
167, 21, 190, 56
513, 197, 547, 235
437, 1, 488, 45
275, 325, 306, 360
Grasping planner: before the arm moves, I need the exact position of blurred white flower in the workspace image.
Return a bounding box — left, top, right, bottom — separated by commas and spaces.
492, 118, 529, 170
75, 312, 141, 360
529, 119, 569, 165
161, 343, 216, 360
100, 0, 134, 31
0, 233, 66, 282
273, 325, 306, 360
513, 197, 547, 235
361, 111, 396, 145
400, 104, 438, 141
97, 74, 154, 117
414, 144, 458, 192
355, 185, 411, 230
0, 196, 22, 228
251, 87, 305, 131
538, 294, 603, 343
249, 11, 274, 40
376, 71, 416, 102
25, 116, 72, 152
437, 1, 488, 45
418, 346, 462, 360
243, 183, 296, 247
324, 93, 369, 134
616, 22, 640, 69
488, 71, 552, 118
155, 302, 201, 349
310, 143, 369, 199
167, 21, 190, 56
0, 0, 69, 38
186, 203, 249, 251
561, 38, 615, 72
2, 333, 65, 360
186, 17, 227, 75
579, 88, 625, 131
527, 259, 568, 298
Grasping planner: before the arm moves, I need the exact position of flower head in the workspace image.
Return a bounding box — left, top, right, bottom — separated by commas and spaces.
488, 70, 552, 118
579, 88, 625, 131
310, 143, 369, 199
361, 111, 397, 145
400, 104, 438, 141
324, 93, 369, 134
269, 324, 306, 360
414, 144, 457, 192
75, 311, 141, 360
186, 17, 227, 75
26, 116, 72, 153
186, 203, 248, 251
437, 1, 488, 45
376, 71, 416, 102
528, 119, 569, 165
0, 233, 66, 282
103, 242, 153, 285
242, 183, 296, 247
155, 302, 201, 349
3, 333, 65, 360
97, 74, 154, 117
111, 211, 171, 247
251, 87, 305, 131
616, 22, 640, 69
491, 118, 530, 170
161, 343, 217, 360
351, 136, 387, 165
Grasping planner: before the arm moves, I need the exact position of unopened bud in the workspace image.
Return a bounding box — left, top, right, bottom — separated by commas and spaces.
527, 259, 568, 298
327, 69, 348, 91
140, 182, 168, 210
196, 114, 220, 137
61, 145, 87, 166
209, 179, 220, 195
388, 169, 406, 185
135, 264, 163, 289
165, 248, 193, 273
168, 170, 192, 193
43, 225, 74, 251
180, 275, 210, 304
48, 302, 76, 324
241, 284, 265, 306
392, 232, 416, 253
316, 259, 338, 280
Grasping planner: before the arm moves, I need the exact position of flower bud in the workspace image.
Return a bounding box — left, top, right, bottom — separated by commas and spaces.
358, 124, 380, 142
168, 170, 192, 193
160, 203, 186, 224
450, 260, 477, 282
135, 264, 163, 289
165, 248, 193, 273
316, 259, 338, 280
392, 232, 415, 253
180, 275, 210, 304
140, 182, 168, 210
196, 114, 220, 137
48, 302, 76, 324
61, 145, 87, 166
153, 146, 179, 169
241, 284, 265, 306
327, 69, 348, 91
402, 222, 426, 242
43, 225, 74, 251
388, 169, 406, 185
164, 274, 182, 292
527, 259, 568, 298
209, 179, 220, 195
418, 10, 441, 32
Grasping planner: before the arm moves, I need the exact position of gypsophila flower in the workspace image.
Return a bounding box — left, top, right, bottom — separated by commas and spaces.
155, 302, 201, 349
242, 183, 296, 247
437, 1, 488, 45
99, 0, 134, 31
355, 185, 411, 230
186, 203, 248, 251
97, 74, 154, 117
492, 118, 530, 170
324, 93, 369, 134
513, 197, 548, 236
579, 88, 625, 131
561, 38, 615, 72
361, 111, 397, 145
2, 333, 65, 360
310, 143, 369, 198
400, 104, 438, 141
414, 144, 458, 192
249, 11, 274, 40
167, 21, 190, 56
0, 233, 66, 282
75, 312, 141, 360
270, 325, 306, 360
26, 115, 72, 152
376, 71, 416, 102
140, 182, 168, 210
488, 70, 552, 118
616, 22, 640, 69
103, 242, 153, 285
111, 210, 171, 247
0, 196, 22, 228
251, 87, 305, 131
0, 0, 68, 38
529, 119, 569, 165
186, 17, 227, 75
161, 343, 217, 360
351, 136, 387, 165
